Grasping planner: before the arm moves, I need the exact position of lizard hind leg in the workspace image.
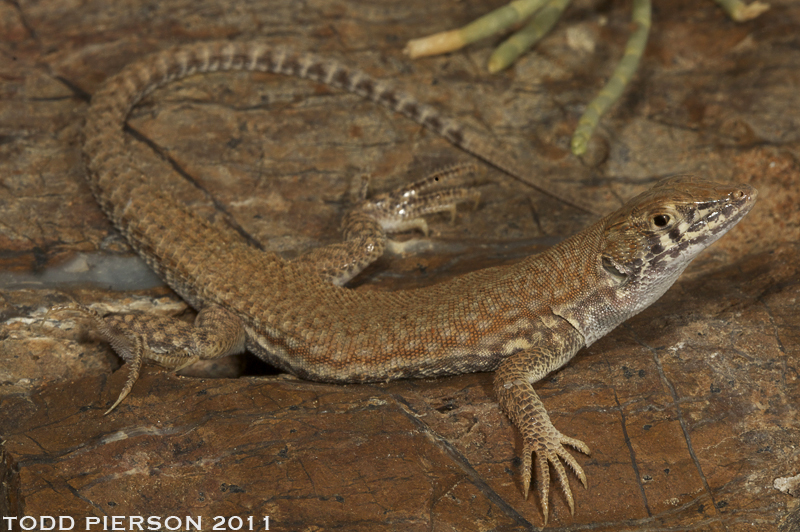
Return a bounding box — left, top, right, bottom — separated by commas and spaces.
49, 303, 246, 414
48, 303, 172, 414
99, 305, 246, 413
292, 162, 483, 286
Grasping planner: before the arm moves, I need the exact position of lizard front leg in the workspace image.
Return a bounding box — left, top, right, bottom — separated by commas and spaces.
493, 324, 590, 524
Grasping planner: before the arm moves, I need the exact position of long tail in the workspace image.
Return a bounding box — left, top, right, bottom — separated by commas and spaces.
82, 40, 599, 225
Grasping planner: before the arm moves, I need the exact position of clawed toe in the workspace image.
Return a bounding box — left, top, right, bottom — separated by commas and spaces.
522, 433, 591, 525
171, 355, 200, 373
104, 335, 144, 415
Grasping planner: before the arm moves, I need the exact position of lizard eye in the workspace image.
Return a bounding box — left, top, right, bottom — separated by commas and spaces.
652, 214, 671, 228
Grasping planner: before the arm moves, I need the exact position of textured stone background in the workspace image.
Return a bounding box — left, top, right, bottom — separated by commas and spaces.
1, 0, 799, 529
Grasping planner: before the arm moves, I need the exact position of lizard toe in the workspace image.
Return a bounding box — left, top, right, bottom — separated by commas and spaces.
549, 450, 576, 516
555, 434, 590, 489
105, 335, 144, 415
533, 447, 551, 525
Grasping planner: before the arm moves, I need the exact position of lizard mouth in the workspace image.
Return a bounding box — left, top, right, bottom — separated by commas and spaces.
688, 185, 757, 239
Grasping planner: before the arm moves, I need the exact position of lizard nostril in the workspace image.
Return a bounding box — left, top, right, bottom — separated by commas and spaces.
732, 189, 746, 200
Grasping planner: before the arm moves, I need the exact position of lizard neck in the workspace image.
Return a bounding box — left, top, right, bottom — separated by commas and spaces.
513, 217, 621, 347
509, 213, 678, 347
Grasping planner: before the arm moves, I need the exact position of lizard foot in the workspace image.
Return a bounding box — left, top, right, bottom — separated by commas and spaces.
48, 303, 246, 413
292, 162, 483, 286
356, 162, 483, 236
521, 429, 590, 525
48, 303, 152, 414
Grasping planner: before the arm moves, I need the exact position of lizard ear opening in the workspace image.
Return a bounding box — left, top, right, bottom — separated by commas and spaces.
601, 256, 628, 283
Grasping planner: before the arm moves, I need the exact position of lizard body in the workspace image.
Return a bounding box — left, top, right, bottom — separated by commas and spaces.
78, 40, 757, 523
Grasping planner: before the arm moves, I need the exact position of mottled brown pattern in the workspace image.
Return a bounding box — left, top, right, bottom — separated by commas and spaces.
80, 40, 757, 523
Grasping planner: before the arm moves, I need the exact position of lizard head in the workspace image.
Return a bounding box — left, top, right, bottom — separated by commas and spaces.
599, 175, 757, 310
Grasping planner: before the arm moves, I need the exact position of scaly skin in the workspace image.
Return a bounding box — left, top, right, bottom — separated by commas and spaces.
78, 40, 757, 523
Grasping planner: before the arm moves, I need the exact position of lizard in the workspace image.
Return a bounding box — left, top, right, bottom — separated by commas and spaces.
74, 40, 757, 524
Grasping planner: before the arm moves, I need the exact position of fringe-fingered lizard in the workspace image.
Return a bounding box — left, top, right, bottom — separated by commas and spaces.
73, 41, 757, 524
